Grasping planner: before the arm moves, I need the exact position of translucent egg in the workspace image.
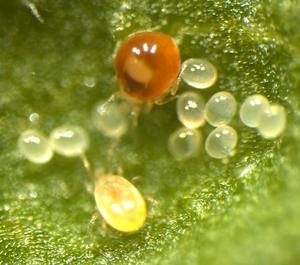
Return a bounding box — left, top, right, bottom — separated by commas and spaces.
257, 104, 286, 139
176, 92, 206, 129
205, 126, 238, 159
205, 91, 237, 127
50, 126, 89, 157
18, 129, 53, 164
181, 58, 217, 89
168, 127, 201, 161
240, 95, 270, 128
94, 174, 147, 232
92, 100, 128, 138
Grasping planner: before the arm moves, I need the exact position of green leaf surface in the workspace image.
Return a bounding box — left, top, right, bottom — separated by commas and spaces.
1, 0, 300, 264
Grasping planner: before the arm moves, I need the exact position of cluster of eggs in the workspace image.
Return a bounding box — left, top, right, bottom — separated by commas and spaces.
240, 95, 286, 139
18, 126, 89, 164
168, 59, 286, 161
168, 59, 238, 160
17, 31, 287, 233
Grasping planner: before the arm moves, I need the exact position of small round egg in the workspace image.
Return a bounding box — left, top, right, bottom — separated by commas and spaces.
239, 94, 270, 128
205, 126, 238, 159
181, 58, 217, 89
50, 125, 89, 157
18, 129, 53, 164
168, 127, 201, 161
205, 91, 237, 127
92, 100, 129, 138
257, 104, 286, 139
94, 174, 147, 233
176, 92, 206, 129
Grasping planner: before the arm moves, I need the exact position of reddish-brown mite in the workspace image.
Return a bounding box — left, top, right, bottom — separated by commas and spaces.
115, 31, 181, 103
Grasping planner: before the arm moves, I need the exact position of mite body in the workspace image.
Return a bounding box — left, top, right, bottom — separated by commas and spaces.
115, 31, 181, 103
94, 174, 147, 233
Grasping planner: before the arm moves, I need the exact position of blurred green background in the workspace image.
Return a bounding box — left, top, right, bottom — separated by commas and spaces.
0, 0, 300, 264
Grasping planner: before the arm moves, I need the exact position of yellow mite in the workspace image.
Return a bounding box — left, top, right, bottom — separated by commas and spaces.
94, 174, 147, 233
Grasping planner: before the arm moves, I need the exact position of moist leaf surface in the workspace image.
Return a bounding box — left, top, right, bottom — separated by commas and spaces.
0, 1, 300, 264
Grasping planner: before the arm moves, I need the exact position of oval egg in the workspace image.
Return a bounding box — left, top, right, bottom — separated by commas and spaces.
18, 129, 53, 164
